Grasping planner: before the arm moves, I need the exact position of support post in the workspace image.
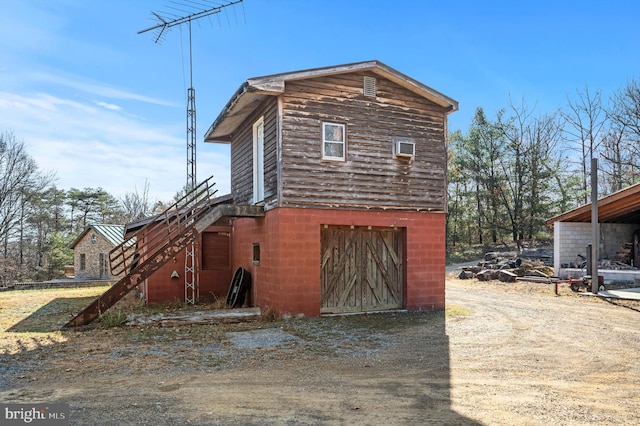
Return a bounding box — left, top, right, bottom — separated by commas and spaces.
591, 158, 599, 294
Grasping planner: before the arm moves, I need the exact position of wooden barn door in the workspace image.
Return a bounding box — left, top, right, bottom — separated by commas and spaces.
321, 226, 403, 314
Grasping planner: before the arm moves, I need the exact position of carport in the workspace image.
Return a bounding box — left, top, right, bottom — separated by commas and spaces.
546, 182, 640, 286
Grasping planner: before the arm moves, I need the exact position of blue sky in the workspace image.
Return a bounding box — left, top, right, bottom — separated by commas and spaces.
1, 0, 639, 202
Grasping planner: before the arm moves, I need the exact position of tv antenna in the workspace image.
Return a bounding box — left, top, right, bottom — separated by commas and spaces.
138, 0, 244, 304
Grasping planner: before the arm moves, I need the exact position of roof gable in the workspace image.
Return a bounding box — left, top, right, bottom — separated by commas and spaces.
70, 224, 125, 249
204, 60, 458, 143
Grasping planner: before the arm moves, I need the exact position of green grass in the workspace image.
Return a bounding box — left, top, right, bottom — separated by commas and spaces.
445, 303, 472, 318
99, 311, 128, 327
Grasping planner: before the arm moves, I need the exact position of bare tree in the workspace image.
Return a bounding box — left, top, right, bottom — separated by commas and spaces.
599, 125, 637, 193
498, 99, 563, 246
609, 78, 640, 143
0, 131, 53, 281
562, 86, 607, 204
121, 180, 154, 222
602, 78, 640, 193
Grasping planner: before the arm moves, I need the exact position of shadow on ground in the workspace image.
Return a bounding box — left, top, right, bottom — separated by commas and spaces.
2, 299, 482, 424
6, 296, 98, 332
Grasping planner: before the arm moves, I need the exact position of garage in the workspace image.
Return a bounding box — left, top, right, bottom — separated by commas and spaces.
320, 226, 404, 313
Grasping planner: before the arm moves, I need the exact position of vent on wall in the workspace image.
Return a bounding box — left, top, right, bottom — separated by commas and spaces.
363, 76, 376, 97
395, 140, 415, 158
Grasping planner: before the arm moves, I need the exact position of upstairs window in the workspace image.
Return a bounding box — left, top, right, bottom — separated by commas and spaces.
322, 122, 345, 161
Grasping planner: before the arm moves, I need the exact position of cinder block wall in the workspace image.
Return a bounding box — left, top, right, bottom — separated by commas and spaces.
231, 207, 446, 318
554, 222, 639, 274
142, 226, 233, 304
601, 223, 638, 260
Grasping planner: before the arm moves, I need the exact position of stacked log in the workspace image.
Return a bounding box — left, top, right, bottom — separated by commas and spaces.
613, 242, 633, 265
458, 251, 554, 283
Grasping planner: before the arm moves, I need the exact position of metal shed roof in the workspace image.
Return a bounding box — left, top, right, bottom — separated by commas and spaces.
546, 182, 640, 225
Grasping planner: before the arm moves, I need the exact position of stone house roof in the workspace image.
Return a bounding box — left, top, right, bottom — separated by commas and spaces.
69, 224, 125, 249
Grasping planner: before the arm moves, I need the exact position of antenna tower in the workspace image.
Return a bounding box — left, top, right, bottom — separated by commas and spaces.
139, 0, 244, 304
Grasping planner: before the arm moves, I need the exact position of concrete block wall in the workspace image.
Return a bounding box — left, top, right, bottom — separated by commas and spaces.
142, 226, 233, 304
232, 207, 446, 318
554, 222, 639, 275
601, 223, 638, 260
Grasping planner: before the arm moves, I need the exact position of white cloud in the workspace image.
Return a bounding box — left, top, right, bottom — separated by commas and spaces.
26, 71, 179, 107
95, 101, 122, 111
0, 89, 230, 202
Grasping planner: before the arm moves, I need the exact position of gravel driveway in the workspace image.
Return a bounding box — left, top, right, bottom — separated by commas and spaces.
1, 276, 639, 425
445, 278, 640, 425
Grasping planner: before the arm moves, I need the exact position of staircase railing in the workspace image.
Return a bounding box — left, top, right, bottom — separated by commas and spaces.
63, 176, 217, 328
109, 176, 217, 278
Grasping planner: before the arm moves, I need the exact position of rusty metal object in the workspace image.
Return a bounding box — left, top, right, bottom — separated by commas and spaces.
64, 227, 199, 327
64, 176, 265, 328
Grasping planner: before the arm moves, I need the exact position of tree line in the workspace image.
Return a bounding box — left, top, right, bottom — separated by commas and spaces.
447, 78, 640, 252
3, 78, 640, 281
0, 131, 163, 284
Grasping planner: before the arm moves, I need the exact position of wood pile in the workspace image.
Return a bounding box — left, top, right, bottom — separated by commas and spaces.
458, 251, 555, 283
613, 242, 633, 265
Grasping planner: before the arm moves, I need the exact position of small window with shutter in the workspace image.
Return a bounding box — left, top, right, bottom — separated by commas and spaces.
363, 76, 376, 97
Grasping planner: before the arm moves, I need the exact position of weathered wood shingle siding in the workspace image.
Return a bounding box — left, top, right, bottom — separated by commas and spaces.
230, 97, 278, 204
279, 72, 447, 211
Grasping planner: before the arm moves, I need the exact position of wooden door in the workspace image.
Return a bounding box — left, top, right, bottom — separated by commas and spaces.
321, 226, 403, 313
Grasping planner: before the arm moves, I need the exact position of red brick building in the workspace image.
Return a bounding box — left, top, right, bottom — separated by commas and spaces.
66, 61, 458, 327
200, 60, 457, 317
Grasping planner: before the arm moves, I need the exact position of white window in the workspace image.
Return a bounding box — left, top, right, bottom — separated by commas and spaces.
322, 122, 345, 160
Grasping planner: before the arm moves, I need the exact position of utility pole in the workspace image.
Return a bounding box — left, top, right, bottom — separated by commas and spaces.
139, 0, 244, 304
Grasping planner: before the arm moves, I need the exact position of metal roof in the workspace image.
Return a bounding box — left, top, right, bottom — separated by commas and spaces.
204, 60, 459, 143
69, 224, 125, 249
546, 182, 640, 225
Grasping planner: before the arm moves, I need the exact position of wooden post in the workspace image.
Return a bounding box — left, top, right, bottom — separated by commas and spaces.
591, 158, 599, 294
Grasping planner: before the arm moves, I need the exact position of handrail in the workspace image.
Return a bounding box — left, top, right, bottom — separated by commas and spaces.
109, 176, 217, 277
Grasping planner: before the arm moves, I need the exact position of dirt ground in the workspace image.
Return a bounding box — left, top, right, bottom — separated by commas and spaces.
1, 272, 640, 425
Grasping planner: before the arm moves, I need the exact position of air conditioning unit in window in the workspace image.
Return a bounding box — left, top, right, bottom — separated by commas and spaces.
395, 140, 415, 158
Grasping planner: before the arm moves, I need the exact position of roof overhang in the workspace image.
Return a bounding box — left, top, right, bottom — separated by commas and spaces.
204, 60, 459, 143
546, 182, 640, 225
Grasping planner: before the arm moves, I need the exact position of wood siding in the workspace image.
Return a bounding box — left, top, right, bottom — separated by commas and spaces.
230, 97, 279, 205
280, 71, 447, 211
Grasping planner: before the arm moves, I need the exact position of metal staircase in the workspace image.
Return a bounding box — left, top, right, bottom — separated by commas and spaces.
64, 177, 263, 328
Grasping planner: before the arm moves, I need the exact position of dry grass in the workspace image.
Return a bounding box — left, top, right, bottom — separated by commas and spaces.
0, 286, 239, 353
0, 285, 111, 355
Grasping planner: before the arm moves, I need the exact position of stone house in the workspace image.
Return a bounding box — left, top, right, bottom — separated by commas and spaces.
69, 224, 125, 280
